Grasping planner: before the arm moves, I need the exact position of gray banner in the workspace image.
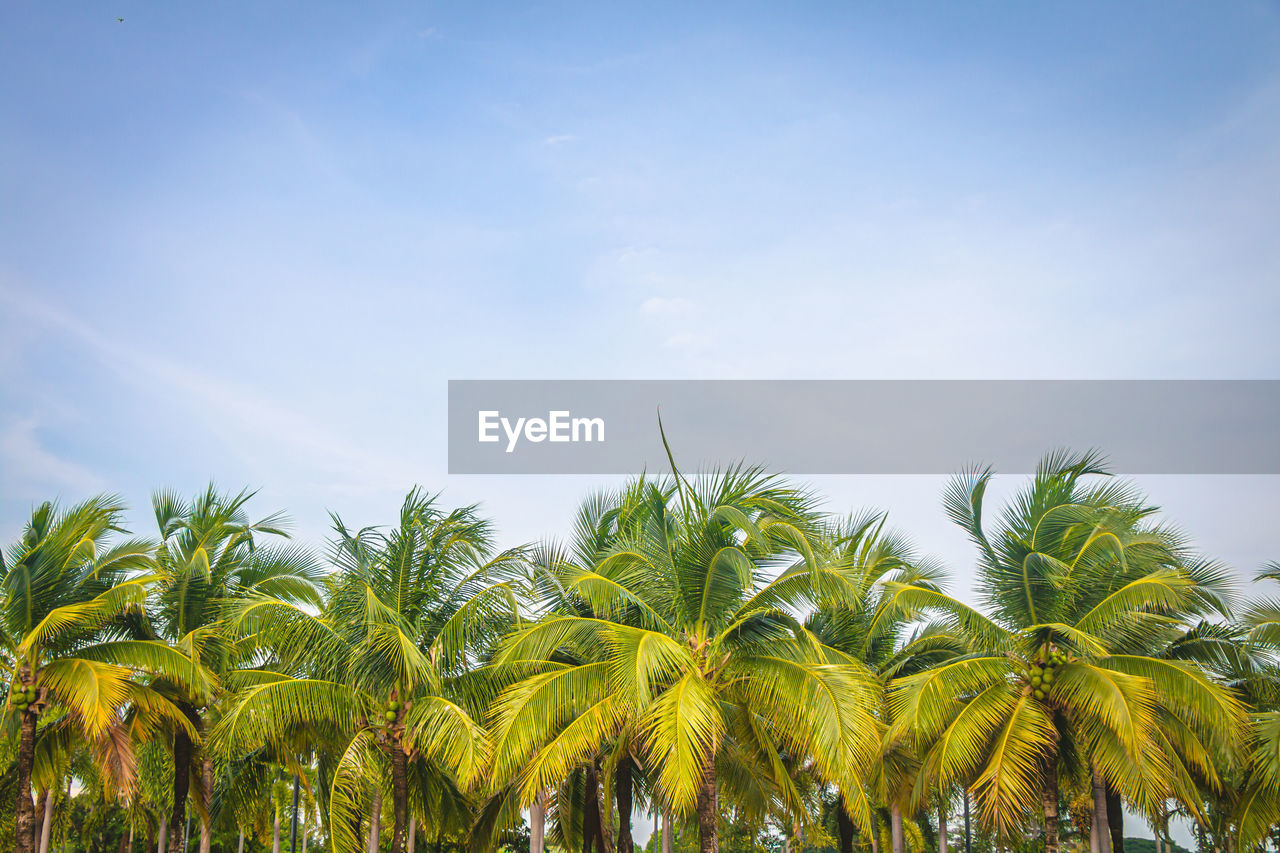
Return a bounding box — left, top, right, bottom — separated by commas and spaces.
447, 380, 1280, 474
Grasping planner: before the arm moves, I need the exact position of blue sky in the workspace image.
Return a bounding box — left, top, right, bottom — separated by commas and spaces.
3, 2, 1280, 839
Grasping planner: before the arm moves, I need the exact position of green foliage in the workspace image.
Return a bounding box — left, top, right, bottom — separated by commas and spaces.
0, 454, 1277, 853
1121, 839, 1191, 853
489, 465, 884, 853
639, 816, 787, 852
890, 452, 1246, 841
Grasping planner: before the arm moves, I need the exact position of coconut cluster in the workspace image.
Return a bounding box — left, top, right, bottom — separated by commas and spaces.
384, 699, 401, 724
1024, 648, 1068, 700
8, 684, 38, 713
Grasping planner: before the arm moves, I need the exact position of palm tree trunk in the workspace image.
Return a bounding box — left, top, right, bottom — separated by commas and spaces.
62, 776, 72, 853
616, 756, 635, 853
1042, 760, 1060, 853
1091, 769, 1110, 853
128, 823, 135, 853
273, 806, 282, 853
34, 789, 47, 850
302, 826, 309, 853
289, 775, 301, 853
15, 709, 40, 853
391, 744, 409, 853
169, 727, 193, 853
1105, 787, 1124, 853
530, 793, 546, 853
367, 787, 382, 853
158, 816, 168, 853
407, 818, 415, 853
661, 810, 673, 853
599, 808, 614, 853
237, 831, 244, 853
938, 804, 948, 853
199, 756, 213, 853
890, 803, 905, 853
39, 787, 56, 853
870, 822, 879, 853
1089, 791, 1100, 853
582, 765, 600, 853
695, 758, 718, 853
964, 791, 971, 853
836, 797, 854, 853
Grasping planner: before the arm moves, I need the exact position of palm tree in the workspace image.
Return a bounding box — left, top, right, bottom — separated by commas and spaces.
886, 451, 1244, 853
477, 479, 670, 853
27, 721, 74, 853
1213, 561, 1280, 849
215, 488, 526, 853
1, 496, 199, 853
131, 739, 177, 853
489, 464, 883, 853
1096, 615, 1263, 851
146, 485, 324, 853
804, 510, 966, 853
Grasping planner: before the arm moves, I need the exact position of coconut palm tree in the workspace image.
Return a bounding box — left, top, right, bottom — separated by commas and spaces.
1208, 562, 1280, 850
132, 739, 176, 853
886, 451, 1244, 853
1094, 615, 1264, 852
475, 479, 672, 853
1, 496, 200, 853
215, 488, 527, 853
1236, 711, 1280, 850
804, 510, 967, 853
145, 485, 324, 853
27, 722, 75, 853
488, 463, 883, 853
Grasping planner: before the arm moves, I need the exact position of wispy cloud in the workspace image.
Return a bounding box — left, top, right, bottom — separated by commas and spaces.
0, 284, 409, 496
661, 332, 698, 349
640, 296, 694, 314
0, 418, 104, 497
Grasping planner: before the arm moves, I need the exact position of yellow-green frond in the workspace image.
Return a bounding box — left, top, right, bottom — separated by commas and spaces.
637, 669, 724, 817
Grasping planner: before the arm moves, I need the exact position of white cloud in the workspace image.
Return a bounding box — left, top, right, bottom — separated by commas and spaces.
543, 134, 576, 146
640, 296, 694, 314
662, 333, 697, 349
0, 418, 104, 496
0, 284, 410, 496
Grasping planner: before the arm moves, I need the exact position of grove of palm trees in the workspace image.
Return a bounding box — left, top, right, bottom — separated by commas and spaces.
4, 451, 1279, 853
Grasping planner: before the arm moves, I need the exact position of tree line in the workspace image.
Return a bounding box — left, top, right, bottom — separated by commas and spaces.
3, 449, 1278, 853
